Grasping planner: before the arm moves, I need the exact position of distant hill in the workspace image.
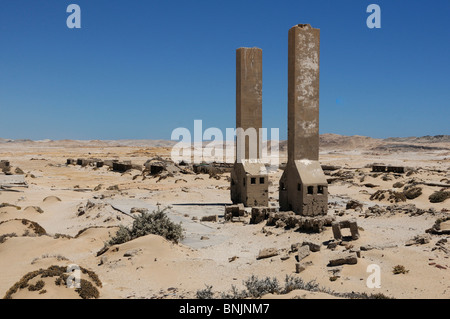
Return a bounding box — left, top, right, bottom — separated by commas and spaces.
384, 135, 450, 144
0, 134, 449, 152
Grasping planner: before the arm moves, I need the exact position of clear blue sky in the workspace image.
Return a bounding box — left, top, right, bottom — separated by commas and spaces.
0, 0, 449, 140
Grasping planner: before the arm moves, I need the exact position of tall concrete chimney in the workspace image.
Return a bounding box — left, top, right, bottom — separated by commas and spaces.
231, 47, 268, 207
279, 24, 328, 216
236, 47, 263, 161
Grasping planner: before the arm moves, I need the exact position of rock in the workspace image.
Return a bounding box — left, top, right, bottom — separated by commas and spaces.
426, 217, 450, 235
280, 255, 290, 261
201, 215, 218, 222
225, 204, 246, 221
297, 245, 310, 261
346, 200, 363, 211
257, 248, 279, 260
250, 207, 277, 224
405, 234, 432, 246
441, 221, 450, 232
96, 245, 109, 257
124, 249, 139, 257
99, 256, 108, 266
295, 263, 306, 273
332, 222, 342, 240
332, 219, 360, 241
200, 236, 209, 240
327, 241, 338, 250
228, 256, 238, 262
291, 243, 302, 252
328, 254, 358, 266
302, 241, 321, 252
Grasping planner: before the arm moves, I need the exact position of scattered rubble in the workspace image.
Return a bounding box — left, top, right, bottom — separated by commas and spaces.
328, 253, 358, 267
200, 215, 219, 222
405, 234, 432, 246
224, 204, 246, 221
266, 211, 334, 233
331, 219, 360, 241
426, 217, 450, 235
256, 248, 279, 260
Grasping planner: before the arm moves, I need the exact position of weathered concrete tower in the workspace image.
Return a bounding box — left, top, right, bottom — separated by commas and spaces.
279, 24, 328, 216
230, 47, 268, 207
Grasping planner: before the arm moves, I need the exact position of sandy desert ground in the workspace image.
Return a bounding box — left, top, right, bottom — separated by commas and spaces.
0, 134, 449, 299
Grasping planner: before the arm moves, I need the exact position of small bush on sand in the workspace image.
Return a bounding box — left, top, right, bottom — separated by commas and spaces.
393, 265, 409, 275
429, 190, 450, 203
3, 265, 101, 299
403, 186, 422, 200
197, 274, 393, 299
28, 280, 45, 291
196, 285, 214, 299
109, 206, 184, 245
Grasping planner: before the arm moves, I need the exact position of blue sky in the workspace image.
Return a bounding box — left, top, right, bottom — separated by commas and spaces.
0, 0, 449, 140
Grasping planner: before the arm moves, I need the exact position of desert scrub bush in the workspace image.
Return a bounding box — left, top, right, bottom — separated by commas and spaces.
196, 285, 214, 299
109, 206, 184, 245
429, 190, 450, 203
282, 275, 319, 294
403, 186, 422, 200
20, 219, 47, 235
28, 280, 45, 292
76, 279, 100, 299
198, 274, 393, 300
3, 265, 101, 299
393, 265, 409, 275
108, 225, 132, 245
244, 275, 280, 298
370, 190, 406, 203
392, 182, 404, 188
0, 233, 17, 244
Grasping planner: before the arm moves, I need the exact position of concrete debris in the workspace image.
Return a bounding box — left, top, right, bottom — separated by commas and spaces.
331, 219, 360, 241
328, 253, 358, 267
256, 248, 279, 260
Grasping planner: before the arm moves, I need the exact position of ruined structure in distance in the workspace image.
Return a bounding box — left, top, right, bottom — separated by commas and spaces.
230, 47, 269, 207
279, 24, 328, 216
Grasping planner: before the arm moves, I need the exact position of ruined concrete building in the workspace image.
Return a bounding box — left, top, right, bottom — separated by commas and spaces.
230, 47, 269, 207
279, 24, 328, 216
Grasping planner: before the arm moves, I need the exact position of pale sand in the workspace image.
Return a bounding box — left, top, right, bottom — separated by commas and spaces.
0, 136, 449, 299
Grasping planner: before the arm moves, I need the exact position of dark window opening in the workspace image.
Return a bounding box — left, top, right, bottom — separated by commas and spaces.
307, 186, 314, 195
243, 178, 246, 186
260, 177, 264, 184
231, 179, 235, 186
318, 185, 324, 194
297, 183, 301, 191
280, 182, 286, 191
251, 177, 256, 184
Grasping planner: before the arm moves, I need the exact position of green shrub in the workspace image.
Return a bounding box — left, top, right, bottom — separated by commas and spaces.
109, 207, 184, 245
